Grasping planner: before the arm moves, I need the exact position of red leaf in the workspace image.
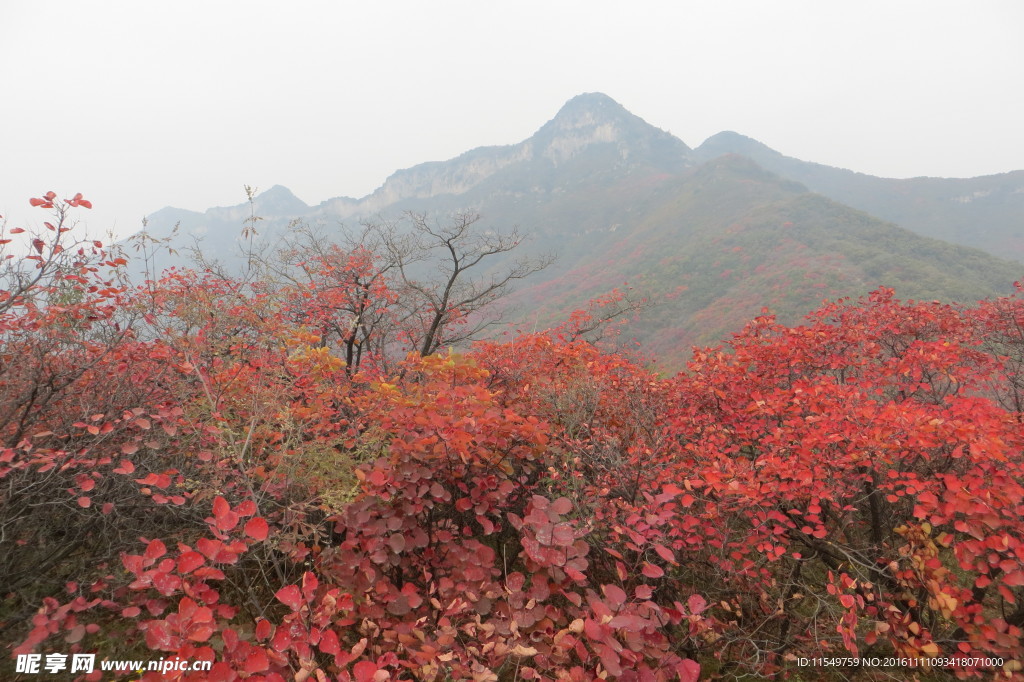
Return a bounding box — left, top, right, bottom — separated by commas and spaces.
634, 585, 654, 600
1004, 571, 1024, 587
187, 624, 215, 643
275, 585, 302, 611
196, 537, 225, 561
302, 571, 318, 603
212, 496, 238, 531
212, 496, 231, 518
641, 562, 664, 579
244, 647, 269, 674
244, 517, 269, 541
652, 543, 675, 563
271, 625, 292, 652
319, 628, 340, 656
145, 538, 167, 560
676, 658, 701, 682
77, 496, 92, 508
353, 661, 379, 682
144, 620, 176, 651
135, 472, 171, 489
177, 551, 205, 574
602, 584, 627, 609
113, 459, 135, 474
153, 570, 181, 595
255, 618, 272, 641
597, 643, 622, 676
551, 523, 575, 547
550, 497, 572, 515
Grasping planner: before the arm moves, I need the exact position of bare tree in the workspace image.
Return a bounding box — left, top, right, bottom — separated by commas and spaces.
388, 211, 554, 357
172, 197, 554, 369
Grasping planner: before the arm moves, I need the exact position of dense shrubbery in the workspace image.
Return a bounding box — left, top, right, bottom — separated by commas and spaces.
3, 195, 1024, 679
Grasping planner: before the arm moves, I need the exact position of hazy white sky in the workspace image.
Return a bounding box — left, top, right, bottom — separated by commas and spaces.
2, 0, 1022, 240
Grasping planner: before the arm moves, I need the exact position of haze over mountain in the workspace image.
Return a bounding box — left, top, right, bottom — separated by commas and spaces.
694, 131, 1024, 260
134, 93, 1023, 368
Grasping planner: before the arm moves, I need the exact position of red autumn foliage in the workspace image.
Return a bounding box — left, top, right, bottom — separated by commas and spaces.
3, 195, 1024, 680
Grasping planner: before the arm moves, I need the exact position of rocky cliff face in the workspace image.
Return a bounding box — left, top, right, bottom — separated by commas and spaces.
319, 92, 691, 220
320, 144, 535, 219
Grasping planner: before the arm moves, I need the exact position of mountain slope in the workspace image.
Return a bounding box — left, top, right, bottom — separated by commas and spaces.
694, 132, 1024, 261
129, 94, 1022, 370
502, 154, 1021, 369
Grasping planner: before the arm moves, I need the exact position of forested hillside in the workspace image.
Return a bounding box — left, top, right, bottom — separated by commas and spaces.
694, 131, 1024, 261
129, 95, 1022, 373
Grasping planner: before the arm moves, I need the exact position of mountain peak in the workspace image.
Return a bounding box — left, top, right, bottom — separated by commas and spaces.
257, 184, 297, 198
552, 92, 630, 118
252, 185, 309, 216
532, 93, 691, 166
543, 92, 650, 134
695, 131, 779, 160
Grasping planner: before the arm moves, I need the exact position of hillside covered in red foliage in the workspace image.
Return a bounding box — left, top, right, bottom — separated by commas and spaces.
4, 196, 1024, 680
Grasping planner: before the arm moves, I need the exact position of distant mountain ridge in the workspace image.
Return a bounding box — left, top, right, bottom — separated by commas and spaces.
141, 93, 1022, 262
314, 93, 692, 220
131, 93, 1023, 369
693, 131, 1024, 260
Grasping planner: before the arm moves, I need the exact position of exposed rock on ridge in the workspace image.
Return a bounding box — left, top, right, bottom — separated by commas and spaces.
320, 92, 691, 219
